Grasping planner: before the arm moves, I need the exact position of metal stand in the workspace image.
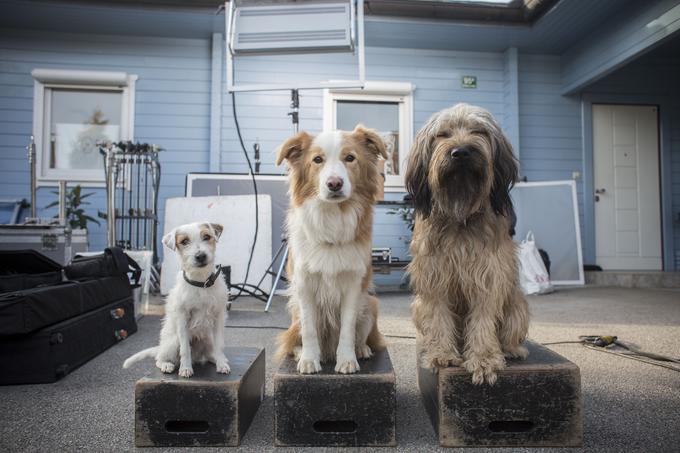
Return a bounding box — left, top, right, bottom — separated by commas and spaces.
100, 141, 162, 293
263, 237, 288, 312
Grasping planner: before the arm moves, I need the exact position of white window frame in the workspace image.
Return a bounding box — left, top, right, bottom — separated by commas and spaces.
323, 81, 414, 190
31, 68, 137, 187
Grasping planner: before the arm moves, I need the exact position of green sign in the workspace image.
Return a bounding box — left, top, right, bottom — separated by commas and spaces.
461, 75, 477, 89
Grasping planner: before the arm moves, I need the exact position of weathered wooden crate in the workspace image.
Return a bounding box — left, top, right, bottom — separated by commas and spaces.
418, 340, 582, 447
135, 347, 264, 447
274, 349, 396, 447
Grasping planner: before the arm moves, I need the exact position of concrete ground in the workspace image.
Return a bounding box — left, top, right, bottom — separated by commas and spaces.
1, 286, 679, 452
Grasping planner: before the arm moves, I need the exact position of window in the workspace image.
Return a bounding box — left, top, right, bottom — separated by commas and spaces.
323, 81, 414, 189
32, 69, 137, 185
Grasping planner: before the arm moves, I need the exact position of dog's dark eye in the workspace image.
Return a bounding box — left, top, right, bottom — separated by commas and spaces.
180, 238, 189, 246
436, 132, 450, 138
203, 235, 211, 241
345, 154, 355, 162
313, 156, 323, 164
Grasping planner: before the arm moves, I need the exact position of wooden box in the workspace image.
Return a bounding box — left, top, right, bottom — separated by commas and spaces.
274, 349, 396, 447
134, 347, 264, 447
418, 341, 582, 447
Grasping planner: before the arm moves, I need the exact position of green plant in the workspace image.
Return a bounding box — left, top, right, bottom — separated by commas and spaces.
387, 206, 415, 248
45, 185, 101, 230
387, 206, 415, 231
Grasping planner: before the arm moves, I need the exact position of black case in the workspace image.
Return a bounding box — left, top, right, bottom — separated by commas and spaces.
0, 250, 63, 293
65, 247, 141, 287
0, 297, 137, 385
0, 276, 132, 336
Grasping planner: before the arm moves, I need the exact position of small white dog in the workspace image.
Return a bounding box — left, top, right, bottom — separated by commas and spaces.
123, 221, 231, 377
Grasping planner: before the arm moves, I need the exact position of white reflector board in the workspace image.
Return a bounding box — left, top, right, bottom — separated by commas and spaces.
161, 195, 272, 295
512, 181, 584, 285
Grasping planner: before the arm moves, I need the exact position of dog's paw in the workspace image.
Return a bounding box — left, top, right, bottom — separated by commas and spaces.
297, 357, 321, 374
156, 361, 175, 374
503, 344, 529, 360
463, 353, 505, 385
216, 361, 231, 374
335, 355, 360, 374
178, 366, 194, 378
421, 351, 463, 370
356, 344, 373, 360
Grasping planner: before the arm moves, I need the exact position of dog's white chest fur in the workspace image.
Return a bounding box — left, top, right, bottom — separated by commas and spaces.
166, 278, 226, 328
288, 200, 367, 276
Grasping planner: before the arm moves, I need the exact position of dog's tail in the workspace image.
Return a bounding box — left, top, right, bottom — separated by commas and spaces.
276, 321, 301, 362
367, 294, 387, 352
123, 346, 158, 369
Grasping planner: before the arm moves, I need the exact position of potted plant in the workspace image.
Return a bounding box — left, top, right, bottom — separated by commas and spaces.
386, 204, 414, 289
45, 184, 100, 250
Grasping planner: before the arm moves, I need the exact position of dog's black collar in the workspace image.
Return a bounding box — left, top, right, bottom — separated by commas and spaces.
183, 266, 222, 288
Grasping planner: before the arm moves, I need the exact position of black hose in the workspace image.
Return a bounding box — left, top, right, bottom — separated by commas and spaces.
230, 91, 259, 301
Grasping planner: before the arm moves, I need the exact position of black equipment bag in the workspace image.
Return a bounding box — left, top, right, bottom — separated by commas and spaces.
0, 297, 137, 385
65, 247, 142, 287
0, 276, 132, 336
0, 250, 63, 293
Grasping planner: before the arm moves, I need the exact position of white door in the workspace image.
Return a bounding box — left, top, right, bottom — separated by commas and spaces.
593, 104, 662, 270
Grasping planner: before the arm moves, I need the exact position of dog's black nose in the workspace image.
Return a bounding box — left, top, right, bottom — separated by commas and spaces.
195, 252, 207, 263
450, 147, 471, 158
327, 176, 344, 192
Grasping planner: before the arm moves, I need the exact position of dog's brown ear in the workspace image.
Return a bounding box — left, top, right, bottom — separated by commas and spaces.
490, 129, 519, 218
405, 126, 433, 218
162, 229, 177, 251
276, 131, 312, 166
209, 223, 224, 240
352, 125, 388, 159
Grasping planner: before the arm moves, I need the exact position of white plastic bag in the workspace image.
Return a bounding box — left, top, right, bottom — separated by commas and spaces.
518, 231, 553, 295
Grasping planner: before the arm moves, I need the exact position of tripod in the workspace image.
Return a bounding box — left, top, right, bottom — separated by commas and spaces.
262, 235, 289, 312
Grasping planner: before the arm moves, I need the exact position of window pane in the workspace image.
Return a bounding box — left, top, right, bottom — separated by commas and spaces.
49, 89, 122, 171
336, 100, 400, 175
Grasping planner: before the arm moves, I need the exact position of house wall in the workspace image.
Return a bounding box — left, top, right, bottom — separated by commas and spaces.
221, 46, 510, 271
0, 28, 212, 252
517, 54, 584, 241
1, 26, 623, 271
583, 50, 680, 270
561, 0, 680, 94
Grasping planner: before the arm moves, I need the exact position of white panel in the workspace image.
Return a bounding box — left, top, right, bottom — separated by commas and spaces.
635, 105, 662, 259
614, 166, 637, 188
593, 104, 661, 270
615, 210, 638, 232
593, 105, 616, 260
616, 231, 639, 254
614, 146, 636, 167
160, 195, 272, 295
512, 180, 584, 285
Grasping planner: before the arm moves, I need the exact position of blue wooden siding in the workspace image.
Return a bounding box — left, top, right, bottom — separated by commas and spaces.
221, 47, 507, 174
562, 0, 680, 94
0, 28, 211, 252
517, 54, 585, 245
222, 46, 507, 283
1, 23, 677, 271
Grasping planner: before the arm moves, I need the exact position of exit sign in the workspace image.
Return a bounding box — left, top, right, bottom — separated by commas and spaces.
461, 75, 477, 88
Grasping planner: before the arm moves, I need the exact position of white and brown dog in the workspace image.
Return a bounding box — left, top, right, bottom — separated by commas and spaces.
123, 221, 231, 378
276, 125, 387, 374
